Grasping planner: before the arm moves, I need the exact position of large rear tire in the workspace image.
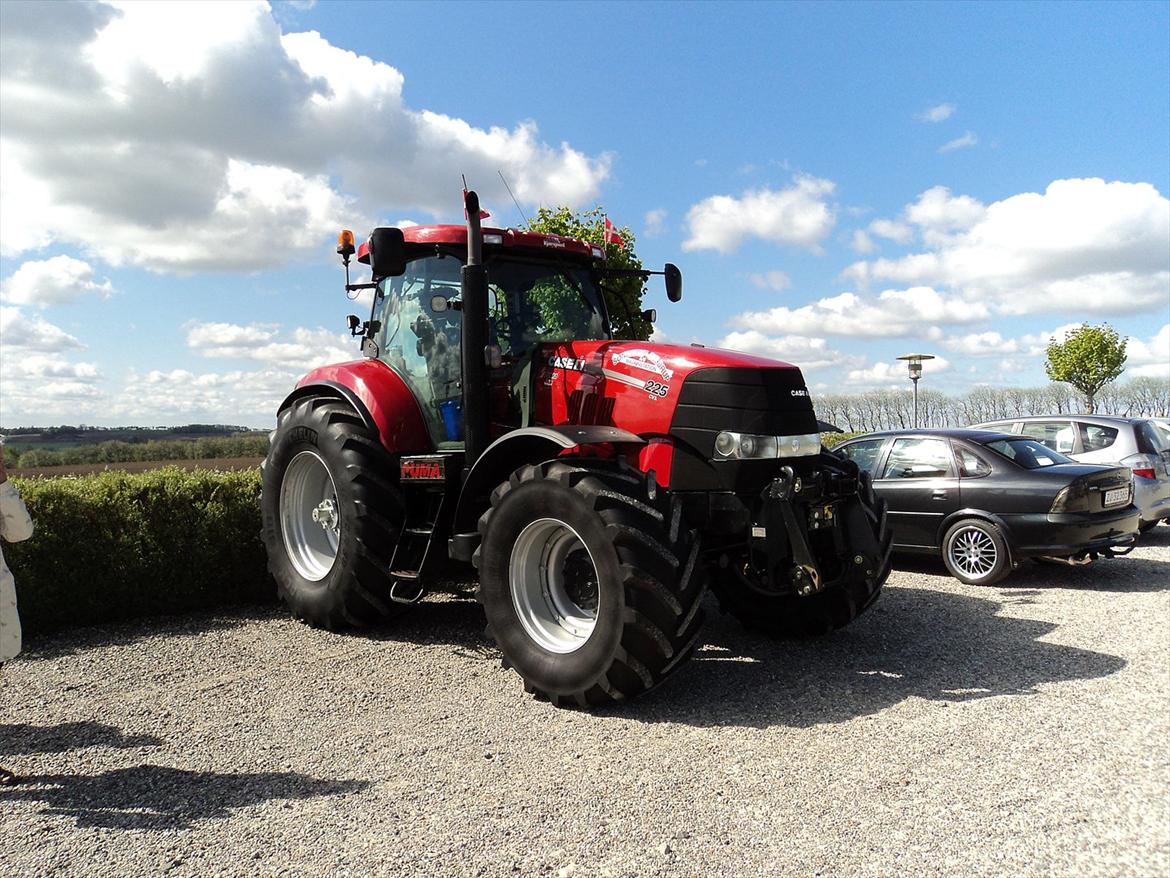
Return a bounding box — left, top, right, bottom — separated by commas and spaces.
711, 471, 892, 639
261, 396, 405, 629
475, 460, 706, 707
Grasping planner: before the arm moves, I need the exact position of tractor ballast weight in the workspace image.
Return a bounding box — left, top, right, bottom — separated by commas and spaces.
260, 189, 892, 708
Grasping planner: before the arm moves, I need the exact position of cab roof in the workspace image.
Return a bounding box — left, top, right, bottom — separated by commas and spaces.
357, 225, 603, 264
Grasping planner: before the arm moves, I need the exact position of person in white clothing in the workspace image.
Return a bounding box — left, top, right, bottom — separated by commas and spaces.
1, 442, 35, 785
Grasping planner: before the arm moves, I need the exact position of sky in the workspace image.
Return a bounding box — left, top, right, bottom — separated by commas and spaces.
0, 0, 1167, 429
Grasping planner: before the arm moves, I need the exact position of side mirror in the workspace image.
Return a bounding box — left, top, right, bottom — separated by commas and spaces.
430, 295, 448, 313
368, 227, 406, 279
664, 263, 682, 302
640, 308, 657, 323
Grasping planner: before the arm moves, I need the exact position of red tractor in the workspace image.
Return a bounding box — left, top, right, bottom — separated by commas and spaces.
260, 191, 891, 707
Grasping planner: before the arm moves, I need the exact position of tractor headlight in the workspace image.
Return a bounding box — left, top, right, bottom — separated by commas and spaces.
713, 431, 821, 460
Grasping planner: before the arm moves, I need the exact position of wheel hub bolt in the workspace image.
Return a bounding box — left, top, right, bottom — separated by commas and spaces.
312, 499, 338, 531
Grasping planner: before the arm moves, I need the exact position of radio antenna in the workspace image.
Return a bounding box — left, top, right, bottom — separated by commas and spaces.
498, 170, 531, 228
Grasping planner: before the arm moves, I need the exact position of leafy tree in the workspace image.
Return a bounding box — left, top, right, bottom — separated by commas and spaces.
526, 205, 651, 340
1045, 323, 1128, 413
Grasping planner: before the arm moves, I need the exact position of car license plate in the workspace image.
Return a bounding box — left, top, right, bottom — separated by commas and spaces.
1103, 487, 1128, 507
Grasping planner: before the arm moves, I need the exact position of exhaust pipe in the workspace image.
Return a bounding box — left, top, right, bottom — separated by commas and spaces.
1036, 552, 1094, 566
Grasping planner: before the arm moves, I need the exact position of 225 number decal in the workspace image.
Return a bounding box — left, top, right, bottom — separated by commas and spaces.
644, 380, 670, 399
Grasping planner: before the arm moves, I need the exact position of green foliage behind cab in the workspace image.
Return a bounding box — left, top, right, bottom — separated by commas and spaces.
526, 205, 652, 340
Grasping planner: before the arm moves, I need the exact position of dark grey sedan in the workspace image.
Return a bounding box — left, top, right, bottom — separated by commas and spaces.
834, 429, 1140, 585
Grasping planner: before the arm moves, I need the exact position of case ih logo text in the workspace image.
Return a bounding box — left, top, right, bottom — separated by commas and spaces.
610, 349, 674, 381
790, 388, 809, 397
400, 458, 445, 481
549, 355, 588, 372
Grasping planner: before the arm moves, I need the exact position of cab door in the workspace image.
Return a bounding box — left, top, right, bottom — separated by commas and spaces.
874, 436, 959, 549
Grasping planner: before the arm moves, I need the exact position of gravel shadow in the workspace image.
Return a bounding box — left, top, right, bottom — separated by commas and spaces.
893, 550, 1170, 593
0, 722, 162, 756
0, 765, 370, 830
22, 607, 278, 659
616, 585, 1128, 728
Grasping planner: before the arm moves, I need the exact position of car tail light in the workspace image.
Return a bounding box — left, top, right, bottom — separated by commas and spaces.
1121, 453, 1158, 480
1050, 479, 1090, 513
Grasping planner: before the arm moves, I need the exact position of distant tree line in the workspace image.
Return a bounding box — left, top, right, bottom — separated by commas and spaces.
9, 434, 269, 470
816, 376, 1168, 433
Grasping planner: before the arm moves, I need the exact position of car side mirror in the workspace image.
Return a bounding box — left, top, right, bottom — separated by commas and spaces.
368, 227, 406, 279
664, 263, 682, 302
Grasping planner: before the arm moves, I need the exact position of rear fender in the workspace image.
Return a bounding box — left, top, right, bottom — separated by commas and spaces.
283, 359, 431, 455
449, 426, 644, 559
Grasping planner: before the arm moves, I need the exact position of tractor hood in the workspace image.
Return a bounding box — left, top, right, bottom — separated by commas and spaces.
532, 340, 816, 440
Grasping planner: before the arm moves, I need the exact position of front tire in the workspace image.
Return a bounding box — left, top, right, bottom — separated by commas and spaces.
941, 518, 1011, 586
475, 460, 706, 707
261, 396, 405, 628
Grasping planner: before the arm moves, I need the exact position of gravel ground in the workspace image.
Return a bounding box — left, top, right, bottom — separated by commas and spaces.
3, 530, 1168, 878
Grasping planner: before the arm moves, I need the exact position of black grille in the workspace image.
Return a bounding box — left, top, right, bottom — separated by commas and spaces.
670, 366, 818, 457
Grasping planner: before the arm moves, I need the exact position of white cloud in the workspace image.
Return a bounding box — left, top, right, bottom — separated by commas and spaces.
728, 287, 987, 339
851, 230, 875, 253
0, 305, 86, 352
1126, 323, 1170, 379
1, 255, 113, 307
643, 208, 667, 237
867, 218, 913, 244
107, 366, 296, 425
844, 178, 1170, 315
682, 176, 836, 254
846, 356, 951, 388
939, 324, 1081, 357
747, 270, 792, 291
716, 330, 859, 372
918, 103, 955, 123
0, 1, 610, 271
186, 320, 358, 372
939, 132, 978, 153
904, 185, 987, 240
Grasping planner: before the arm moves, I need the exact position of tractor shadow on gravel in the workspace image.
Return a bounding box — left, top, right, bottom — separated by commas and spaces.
0, 721, 162, 756
614, 583, 1129, 729
22, 607, 277, 660
892, 543, 1170, 593
0, 764, 370, 830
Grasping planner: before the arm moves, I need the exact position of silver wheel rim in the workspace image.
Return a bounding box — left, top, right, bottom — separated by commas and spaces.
950, 526, 998, 579
280, 450, 341, 582
509, 518, 600, 654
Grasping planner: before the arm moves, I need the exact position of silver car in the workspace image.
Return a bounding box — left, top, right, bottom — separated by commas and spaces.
971, 415, 1170, 533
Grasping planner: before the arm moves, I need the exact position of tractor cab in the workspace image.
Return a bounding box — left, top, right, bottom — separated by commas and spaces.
342, 222, 665, 452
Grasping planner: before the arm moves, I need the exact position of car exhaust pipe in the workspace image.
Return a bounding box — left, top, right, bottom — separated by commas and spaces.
1036, 552, 1094, 566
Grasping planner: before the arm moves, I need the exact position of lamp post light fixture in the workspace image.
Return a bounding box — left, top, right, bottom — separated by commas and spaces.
896, 353, 936, 428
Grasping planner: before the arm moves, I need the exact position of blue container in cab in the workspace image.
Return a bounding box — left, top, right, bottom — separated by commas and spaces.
439, 399, 463, 441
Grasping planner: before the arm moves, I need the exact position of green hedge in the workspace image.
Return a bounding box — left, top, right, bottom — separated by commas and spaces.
821, 430, 866, 449
6, 468, 273, 636
12, 434, 268, 469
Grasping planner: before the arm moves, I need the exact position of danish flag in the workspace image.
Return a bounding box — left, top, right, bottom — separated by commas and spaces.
603, 216, 625, 249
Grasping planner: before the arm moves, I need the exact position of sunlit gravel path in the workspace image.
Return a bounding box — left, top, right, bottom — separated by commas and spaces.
4, 530, 1168, 878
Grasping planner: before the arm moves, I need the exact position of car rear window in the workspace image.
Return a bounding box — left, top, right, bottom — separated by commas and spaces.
984, 438, 1075, 469
1077, 422, 1119, 452
1135, 420, 1168, 453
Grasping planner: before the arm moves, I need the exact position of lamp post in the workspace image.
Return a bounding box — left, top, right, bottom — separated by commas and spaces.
896, 353, 935, 428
